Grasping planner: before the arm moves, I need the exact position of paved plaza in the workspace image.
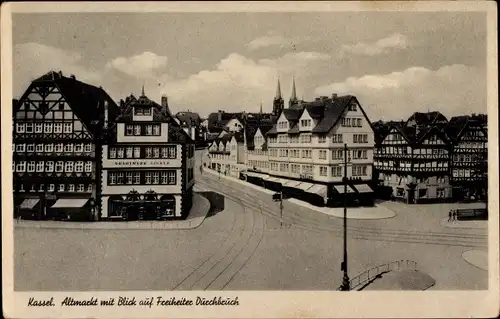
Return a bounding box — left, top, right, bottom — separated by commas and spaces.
13, 151, 488, 291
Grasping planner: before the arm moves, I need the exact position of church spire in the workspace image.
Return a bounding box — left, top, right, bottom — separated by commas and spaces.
275, 78, 282, 99
141, 83, 145, 96
290, 77, 297, 101
260, 102, 263, 114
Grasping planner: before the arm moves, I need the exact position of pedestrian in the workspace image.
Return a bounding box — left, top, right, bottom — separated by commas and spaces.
453, 210, 458, 221
448, 210, 452, 222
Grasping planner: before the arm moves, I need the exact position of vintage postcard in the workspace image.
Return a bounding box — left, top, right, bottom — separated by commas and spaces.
1, 1, 499, 318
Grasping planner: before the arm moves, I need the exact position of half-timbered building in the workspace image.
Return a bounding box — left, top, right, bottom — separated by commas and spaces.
446, 115, 488, 201
100, 89, 195, 220
374, 111, 452, 203
12, 71, 119, 220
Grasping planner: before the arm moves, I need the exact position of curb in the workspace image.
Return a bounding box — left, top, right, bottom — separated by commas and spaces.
461, 250, 488, 271
14, 193, 211, 230
203, 168, 396, 220
438, 217, 487, 230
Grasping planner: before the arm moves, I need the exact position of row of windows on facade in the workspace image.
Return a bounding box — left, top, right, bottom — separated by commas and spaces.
108, 171, 177, 185
22, 100, 67, 109
269, 134, 368, 144
395, 187, 447, 198
14, 161, 93, 173
384, 134, 444, 145
15, 122, 75, 134
269, 163, 369, 177
380, 174, 447, 184
17, 183, 92, 193
14, 143, 93, 153
455, 142, 487, 149
247, 149, 267, 156
376, 147, 448, 155
341, 118, 363, 128
248, 160, 269, 169
269, 149, 368, 160
452, 169, 481, 178
124, 124, 162, 136
375, 160, 448, 168
109, 146, 177, 159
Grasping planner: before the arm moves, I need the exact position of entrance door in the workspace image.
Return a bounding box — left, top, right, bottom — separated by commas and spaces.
407, 189, 415, 204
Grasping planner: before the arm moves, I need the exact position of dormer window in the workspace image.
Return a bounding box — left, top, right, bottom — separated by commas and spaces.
348, 103, 357, 111
300, 119, 311, 127
278, 121, 288, 129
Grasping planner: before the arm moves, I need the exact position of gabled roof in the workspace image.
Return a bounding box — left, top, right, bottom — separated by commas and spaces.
176, 111, 201, 126
311, 95, 355, 133
15, 70, 120, 137
244, 118, 274, 149
405, 111, 448, 127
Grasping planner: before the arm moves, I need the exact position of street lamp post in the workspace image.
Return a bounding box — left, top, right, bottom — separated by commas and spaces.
280, 191, 284, 228
340, 143, 351, 291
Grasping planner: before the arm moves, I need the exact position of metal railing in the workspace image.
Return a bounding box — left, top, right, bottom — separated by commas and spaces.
338, 259, 418, 291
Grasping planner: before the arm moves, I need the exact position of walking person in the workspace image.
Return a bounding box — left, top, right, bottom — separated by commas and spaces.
453, 210, 458, 221
448, 210, 452, 222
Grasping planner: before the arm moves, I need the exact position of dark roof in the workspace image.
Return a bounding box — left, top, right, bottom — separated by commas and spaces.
15, 70, 119, 137
176, 111, 201, 126
244, 118, 274, 149
405, 111, 448, 127
287, 123, 300, 134
312, 95, 355, 133
282, 108, 303, 122
207, 111, 237, 132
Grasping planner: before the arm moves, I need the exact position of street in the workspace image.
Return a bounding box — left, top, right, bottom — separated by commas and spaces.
14, 150, 487, 291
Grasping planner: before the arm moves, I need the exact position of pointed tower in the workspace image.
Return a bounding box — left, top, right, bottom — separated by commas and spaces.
259, 102, 263, 114
272, 78, 284, 116
289, 77, 298, 107
141, 83, 145, 97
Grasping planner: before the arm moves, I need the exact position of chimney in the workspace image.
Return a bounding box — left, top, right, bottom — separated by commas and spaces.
70, 74, 76, 80
218, 110, 222, 122
332, 93, 338, 99
58, 71, 63, 78
161, 95, 169, 114
104, 100, 109, 128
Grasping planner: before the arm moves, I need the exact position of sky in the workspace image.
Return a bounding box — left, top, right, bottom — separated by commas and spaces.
12, 11, 488, 120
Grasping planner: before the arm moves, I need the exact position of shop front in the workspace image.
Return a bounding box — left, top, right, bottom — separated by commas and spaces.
106, 190, 177, 221
49, 197, 95, 221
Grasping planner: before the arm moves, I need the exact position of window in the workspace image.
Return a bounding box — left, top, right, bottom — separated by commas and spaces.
437, 176, 446, 184
36, 162, 44, 172
320, 166, 328, 176
134, 125, 141, 136
117, 172, 124, 184
109, 148, 116, 159
36, 144, 44, 152
85, 144, 92, 152
300, 119, 311, 127
153, 125, 161, 136
161, 171, 169, 184
54, 123, 62, 133
48, 184, 55, 192
42, 144, 53, 153
44, 123, 52, 133
126, 147, 133, 158
75, 161, 84, 172
332, 149, 343, 160
357, 119, 362, 127
63, 123, 72, 133
168, 171, 176, 184
87, 184, 93, 192
437, 188, 445, 198
16, 123, 25, 133
319, 150, 327, 160
77, 184, 85, 192
125, 125, 134, 136
85, 162, 92, 172
68, 184, 75, 192
153, 172, 160, 184
26, 123, 33, 133
27, 161, 35, 172
331, 166, 342, 177
146, 125, 153, 135
64, 144, 73, 152
109, 172, 117, 185
117, 148, 124, 158
133, 172, 140, 184
58, 184, 65, 192
16, 144, 26, 152
55, 161, 64, 172
318, 135, 326, 143
55, 144, 63, 152
65, 161, 74, 172
74, 143, 83, 153
126, 172, 133, 184
27, 144, 35, 152
168, 146, 177, 159
134, 147, 141, 158
146, 147, 153, 158
153, 148, 160, 158
145, 172, 152, 184
16, 161, 26, 172
46, 161, 54, 172
39, 184, 45, 192
349, 103, 357, 112
35, 123, 43, 133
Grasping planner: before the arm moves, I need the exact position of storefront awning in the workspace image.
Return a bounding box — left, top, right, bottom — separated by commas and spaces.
51, 198, 90, 209
296, 182, 314, 191
266, 177, 280, 183
283, 180, 302, 188
20, 198, 40, 209
352, 184, 374, 193
334, 185, 355, 194
308, 184, 328, 197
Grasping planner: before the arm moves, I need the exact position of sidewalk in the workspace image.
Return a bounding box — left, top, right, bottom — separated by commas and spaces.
462, 250, 488, 271
14, 193, 210, 230
439, 217, 487, 230
204, 168, 396, 220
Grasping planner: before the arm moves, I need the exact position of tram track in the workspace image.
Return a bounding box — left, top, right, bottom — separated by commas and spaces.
197, 175, 487, 249
172, 183, 264, 291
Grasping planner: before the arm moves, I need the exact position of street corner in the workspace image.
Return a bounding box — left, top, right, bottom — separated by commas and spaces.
462, 249, 488, 271
439, 217, 488, 230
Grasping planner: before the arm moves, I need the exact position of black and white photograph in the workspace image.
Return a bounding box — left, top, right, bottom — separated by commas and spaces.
1, 1, 498, 318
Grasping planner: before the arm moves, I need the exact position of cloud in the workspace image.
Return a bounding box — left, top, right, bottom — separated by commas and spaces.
13, 43, 103, 96
106, 52, 169, 78
246, 35, 289, 50
340, 33, 409, 57
314, 64, 486, 121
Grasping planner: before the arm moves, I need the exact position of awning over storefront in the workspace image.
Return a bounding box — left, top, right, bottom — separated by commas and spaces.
51, 198, 90, 209
19, 198, 39, 209
266, 177, 280, 183
296, 182, 314, 191
352, 184, 374, 193
283, 180, 302, 188
308, 184, 328, 197
334, 185, 355, 194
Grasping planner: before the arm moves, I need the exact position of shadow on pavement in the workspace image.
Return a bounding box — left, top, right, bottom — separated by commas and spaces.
198, 191, 225, 218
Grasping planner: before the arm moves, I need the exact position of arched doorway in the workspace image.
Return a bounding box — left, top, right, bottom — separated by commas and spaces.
159, 195, 176, 219
124, 190, 141, 220
142, 190, 159, 220
108, 195, 125, 218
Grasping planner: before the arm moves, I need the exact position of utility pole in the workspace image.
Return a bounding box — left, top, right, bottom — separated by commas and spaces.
280, 191, 284, 228
340, 143, 350, 291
